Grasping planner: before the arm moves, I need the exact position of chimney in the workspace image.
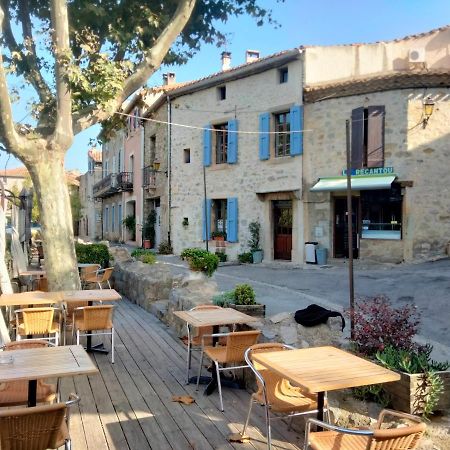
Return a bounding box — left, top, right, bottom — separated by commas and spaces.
245, 50, 260, 63
163, 72, 176, 85
221, 51, 231, 71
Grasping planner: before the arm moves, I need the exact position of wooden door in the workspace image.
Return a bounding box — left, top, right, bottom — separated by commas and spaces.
273, 200, 292, 260
334, 197, 359, 258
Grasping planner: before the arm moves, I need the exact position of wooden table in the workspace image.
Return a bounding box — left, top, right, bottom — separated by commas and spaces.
252, 346, 401, 421
0, 291, 61, 307
19, 270, 46, 277
0, 345, 98, 406
174, 308, 259, 391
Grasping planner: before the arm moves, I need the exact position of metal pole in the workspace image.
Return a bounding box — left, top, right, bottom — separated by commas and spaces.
346, 119, 355, 340
203, 164, 208, 252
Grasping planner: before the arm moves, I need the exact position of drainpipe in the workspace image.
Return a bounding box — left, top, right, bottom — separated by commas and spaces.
167, 95, 172, 246
141, 117, 145, 248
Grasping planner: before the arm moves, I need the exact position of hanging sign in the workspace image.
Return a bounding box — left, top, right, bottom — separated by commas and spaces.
342, 167, 394, 176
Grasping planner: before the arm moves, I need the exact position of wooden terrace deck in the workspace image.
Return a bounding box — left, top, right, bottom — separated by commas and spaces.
59, 299, 306, 450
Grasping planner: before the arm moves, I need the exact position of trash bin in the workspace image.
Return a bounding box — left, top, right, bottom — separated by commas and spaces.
316, 247, 328, 266
305, 242, 318, 264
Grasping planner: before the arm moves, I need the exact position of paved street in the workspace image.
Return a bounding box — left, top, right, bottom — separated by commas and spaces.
159, 255, 450, 361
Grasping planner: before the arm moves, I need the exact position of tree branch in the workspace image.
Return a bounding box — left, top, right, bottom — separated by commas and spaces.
50, 0, 73, 150
119, 0, 196, 103
0, 5, 23, 154
0, 0, 53, 104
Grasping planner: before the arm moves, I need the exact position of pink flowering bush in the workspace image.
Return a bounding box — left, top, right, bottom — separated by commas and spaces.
349, 295, 421, 356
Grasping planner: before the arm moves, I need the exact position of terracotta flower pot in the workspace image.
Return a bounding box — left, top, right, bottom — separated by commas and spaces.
143, 239, 151, 249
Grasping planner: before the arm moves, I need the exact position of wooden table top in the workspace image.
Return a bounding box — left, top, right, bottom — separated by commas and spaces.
0, 345, 98, 382
0, 289, 121, 306
174, 308, 259, 327
19, 270, 46, 277
251, 346, 400, 393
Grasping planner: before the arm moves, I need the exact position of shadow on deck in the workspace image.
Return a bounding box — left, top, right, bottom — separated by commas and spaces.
60, 299, 306, 450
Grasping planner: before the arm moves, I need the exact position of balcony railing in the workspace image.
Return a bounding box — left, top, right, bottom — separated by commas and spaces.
143, 166, 156, 189
93, 172, 134, 198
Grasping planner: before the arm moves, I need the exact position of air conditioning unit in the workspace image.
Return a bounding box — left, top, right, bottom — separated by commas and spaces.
409, 48, 426, 63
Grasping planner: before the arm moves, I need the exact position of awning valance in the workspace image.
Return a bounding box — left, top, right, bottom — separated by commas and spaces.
310, 174, 397, 192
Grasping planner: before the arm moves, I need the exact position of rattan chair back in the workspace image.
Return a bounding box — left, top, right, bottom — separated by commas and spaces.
224, 330, 261, 363
0, 402, 66, 449
18, 307, 55, 335
80, 265, 100, 283
370, 422, 426, 450
98, 268, 113, 283
77, 305, 114, 331
191, 304, 222, 343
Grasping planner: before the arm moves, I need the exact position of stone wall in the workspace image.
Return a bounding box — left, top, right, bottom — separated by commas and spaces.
304, 88, 450, 262
169, 58, 305, 263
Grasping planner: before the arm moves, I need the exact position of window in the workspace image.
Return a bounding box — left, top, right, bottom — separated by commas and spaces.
217, 86, 226, 100
111, 206, 115, 232
104, 207, 109, 232
351, 106, 385, 169
274, 112, 291, 157
149, 135, 156, 165
214, 123, 228, 164
279, 67, 288, 84
184, 148, 191, 163
118, 204, 122, 232
361, 184, 402, 240
211, 199, 227, 236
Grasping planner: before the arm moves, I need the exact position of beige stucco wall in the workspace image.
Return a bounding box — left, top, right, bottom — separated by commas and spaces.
170, 58, 305, 262
305, 27, 450, 85
303, 88, 450, 262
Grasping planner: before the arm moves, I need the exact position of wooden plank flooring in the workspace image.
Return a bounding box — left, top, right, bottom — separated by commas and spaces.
60, 300, 305, 450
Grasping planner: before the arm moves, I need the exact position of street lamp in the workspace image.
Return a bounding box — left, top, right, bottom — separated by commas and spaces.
423, 97, 435, 127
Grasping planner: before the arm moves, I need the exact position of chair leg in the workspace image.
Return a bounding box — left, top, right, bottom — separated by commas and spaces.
76, 330, 80, 346
65, 438, 72, 450
107, 280, 111, 289
215, 361, 224, 412
111, 328, 115, 364
55, 332, 59, 347
265, 403, 272, 450
196, 348, 204, 391
186, 332, 191, 384
241, 397, 254, 436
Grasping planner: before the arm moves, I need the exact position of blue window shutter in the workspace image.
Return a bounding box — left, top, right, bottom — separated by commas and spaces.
202, 199, 212, 241
226, 197, 238, 242
290, 104, 303, 156
203, 125, 212, 166
259, 113, 270, 160
227, 119, 238, 164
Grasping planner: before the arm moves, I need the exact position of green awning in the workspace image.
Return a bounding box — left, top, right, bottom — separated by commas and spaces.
310, 174, 397, 192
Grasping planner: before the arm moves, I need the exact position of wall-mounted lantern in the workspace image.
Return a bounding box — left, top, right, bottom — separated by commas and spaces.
423, 97, 435, 127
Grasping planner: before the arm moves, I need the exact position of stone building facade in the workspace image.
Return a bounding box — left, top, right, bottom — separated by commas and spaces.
167, 50, 306, 262
79, 149, 102, 240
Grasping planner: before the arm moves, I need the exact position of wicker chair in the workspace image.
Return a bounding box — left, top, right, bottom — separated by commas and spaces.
82, 267, 113, 289
15, 307, 61, 346
73, 305, 115, 363
196, 330, 260, 411
185, 304, 228, 384
62, 301, 89, 345
80, 264, 101, 289
305, 409, 426, 450
241, 343, 327, 450
0, 394, 80, 450
0, 340, 57, 407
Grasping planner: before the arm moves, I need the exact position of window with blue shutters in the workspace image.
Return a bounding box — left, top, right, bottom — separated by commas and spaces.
259, 112, 270, 160
290, 104, 303, 156
203, 125, 212, 167
202, 198, 238, 242
227, 119, 238, 164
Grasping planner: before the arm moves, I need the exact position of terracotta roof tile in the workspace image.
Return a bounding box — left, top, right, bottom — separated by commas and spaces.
2, 166, 80, 186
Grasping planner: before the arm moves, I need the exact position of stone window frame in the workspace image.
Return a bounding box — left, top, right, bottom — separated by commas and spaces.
278, 67, 288, 84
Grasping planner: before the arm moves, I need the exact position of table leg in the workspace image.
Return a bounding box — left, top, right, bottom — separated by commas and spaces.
315, 391, 325, 431
28, 379, 37, 407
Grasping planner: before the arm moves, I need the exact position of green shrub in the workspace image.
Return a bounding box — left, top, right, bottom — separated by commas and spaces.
158, 240, 173, 255
234, 284, 256, 305
238, 252, 253, 264
181, 247, 219, 277
215, 252, 228, 262
131, 249, 156, 264
212, 290, 235, 307
75, 243, 111, 268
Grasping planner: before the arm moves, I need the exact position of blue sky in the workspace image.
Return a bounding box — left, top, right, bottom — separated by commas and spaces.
2, 0, 450, 173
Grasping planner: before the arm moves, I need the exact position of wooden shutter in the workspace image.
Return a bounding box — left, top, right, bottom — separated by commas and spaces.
367, 106, 385, 168
226, 197, 238, 242
259, 113, 270, 160
290, 104, 303, 156
203, 125, 212, 167
227, 119, 238, 164
351, 107, 364, 169
202, 199, 212, 241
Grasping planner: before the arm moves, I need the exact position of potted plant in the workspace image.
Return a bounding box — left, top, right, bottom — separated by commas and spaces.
249, 221, 263, 263
349, 295, 450, 417
180, 248, 219, 277
212, 283, 265, 317
211, 230, 226, 241
142, 210, 157, 249
122, 215, 136, 241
